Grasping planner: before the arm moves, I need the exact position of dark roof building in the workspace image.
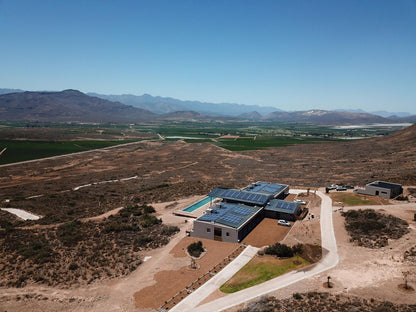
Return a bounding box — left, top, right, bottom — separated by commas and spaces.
355, 181, 403, 199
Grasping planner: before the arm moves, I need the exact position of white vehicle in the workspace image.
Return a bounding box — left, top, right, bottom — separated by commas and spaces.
294, 199, 306, 205
328, 184, 338, 190
277, 219, 291, 227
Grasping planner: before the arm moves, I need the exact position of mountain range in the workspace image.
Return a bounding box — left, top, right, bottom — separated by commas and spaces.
87, 92, 281, 116
0, 88, 415, 124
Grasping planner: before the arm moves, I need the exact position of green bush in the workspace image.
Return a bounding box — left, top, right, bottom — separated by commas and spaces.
187, 241, 204, 258
264, 243, 294, 258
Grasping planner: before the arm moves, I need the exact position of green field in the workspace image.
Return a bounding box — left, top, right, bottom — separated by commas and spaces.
220, 255, 309, 293
0, 121, 404, 164
0, 140, 138, 165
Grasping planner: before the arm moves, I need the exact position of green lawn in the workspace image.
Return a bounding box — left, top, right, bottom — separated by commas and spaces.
0, 139, 138, 165
220, 255, 309, 293
330, 193, 386, 206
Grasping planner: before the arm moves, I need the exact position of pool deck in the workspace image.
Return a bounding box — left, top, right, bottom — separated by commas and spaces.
173, 198, 220, 218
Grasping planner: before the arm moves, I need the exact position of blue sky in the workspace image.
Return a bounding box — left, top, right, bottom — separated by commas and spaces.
0, 0, 415, 113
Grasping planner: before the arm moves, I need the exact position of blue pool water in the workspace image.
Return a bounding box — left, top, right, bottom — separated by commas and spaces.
182, 197, 214, 212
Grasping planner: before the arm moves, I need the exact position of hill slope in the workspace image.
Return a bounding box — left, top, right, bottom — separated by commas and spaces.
0, 90, 156, 123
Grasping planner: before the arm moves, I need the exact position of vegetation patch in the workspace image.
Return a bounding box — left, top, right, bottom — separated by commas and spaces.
220, 255, 309, 293
329, 193, 387, 206
0, 204, 179, 288
264, 243, 295, 258
187, 241, 205, 258
239, 292, 416, 312
342, 209, 409, 248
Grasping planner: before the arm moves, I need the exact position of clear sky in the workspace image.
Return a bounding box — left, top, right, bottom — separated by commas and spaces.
0, 0, 415, 113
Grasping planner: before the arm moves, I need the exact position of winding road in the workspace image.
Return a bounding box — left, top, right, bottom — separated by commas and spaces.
171, 189, 338, 312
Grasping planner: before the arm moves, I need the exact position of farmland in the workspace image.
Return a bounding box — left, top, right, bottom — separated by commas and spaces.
0, 121, 406, 164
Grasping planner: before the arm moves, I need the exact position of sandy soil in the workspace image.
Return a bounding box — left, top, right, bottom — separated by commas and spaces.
242, 218, 291, 247
283, 192, 322, 247
134, 237, 239, 310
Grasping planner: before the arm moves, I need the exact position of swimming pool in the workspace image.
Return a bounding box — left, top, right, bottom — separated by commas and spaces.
182, 197, 214, 212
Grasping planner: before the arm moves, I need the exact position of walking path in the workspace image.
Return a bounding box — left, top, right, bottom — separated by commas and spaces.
171, 189, 338, 312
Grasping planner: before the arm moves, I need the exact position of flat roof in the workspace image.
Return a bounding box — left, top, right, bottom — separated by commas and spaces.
207, 188, 270, 206
242, 181, 288, 196
265, 199, 300, 214
197, 202, 262, 229
368, 181, 402, 190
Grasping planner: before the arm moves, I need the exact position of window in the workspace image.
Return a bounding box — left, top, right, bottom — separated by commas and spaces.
207, 228, 211, 232
226, 232, 230, 236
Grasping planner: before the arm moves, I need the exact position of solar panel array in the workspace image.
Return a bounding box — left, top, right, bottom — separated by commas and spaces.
208, 188, 229, 198
243, 182, 287, 196
197, 202, 261, 228
233, 206, 252, 216
219, 214, 243, 226
266, 199, 299, 213
220, 189, 269, 205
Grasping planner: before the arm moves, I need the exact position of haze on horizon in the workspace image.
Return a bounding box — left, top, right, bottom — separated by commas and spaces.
0, 0, 415, 114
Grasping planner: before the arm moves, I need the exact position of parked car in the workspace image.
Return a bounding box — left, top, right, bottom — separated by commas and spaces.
294, 199, 306, 205
343, 184, 354, 189
277, 219, 291, 227
336, 186, 347, 191
328, 184, 338, 190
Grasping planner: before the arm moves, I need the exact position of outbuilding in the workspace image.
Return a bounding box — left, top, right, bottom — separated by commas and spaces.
355, 181, 403, 199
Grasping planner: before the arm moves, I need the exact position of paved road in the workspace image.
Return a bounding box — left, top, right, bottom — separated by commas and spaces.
172, 190, 338, 312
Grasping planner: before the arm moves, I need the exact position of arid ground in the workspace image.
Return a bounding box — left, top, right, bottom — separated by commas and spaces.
1, 125, 416, 311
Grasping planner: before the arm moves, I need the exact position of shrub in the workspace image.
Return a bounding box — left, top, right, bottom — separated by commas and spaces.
293, 293, 302, 300
342, 209, 409, 248
134, 235, 152, 247
264, 243, 293, 258
140, 214, 161, 228
68, 263, 79, 271
57, 220, 83, 247
17, 237, 54, 264
161, 225, 179, 236
143, 205, 156, 214
291, 244, 303, 255
187, 241, 204, 258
